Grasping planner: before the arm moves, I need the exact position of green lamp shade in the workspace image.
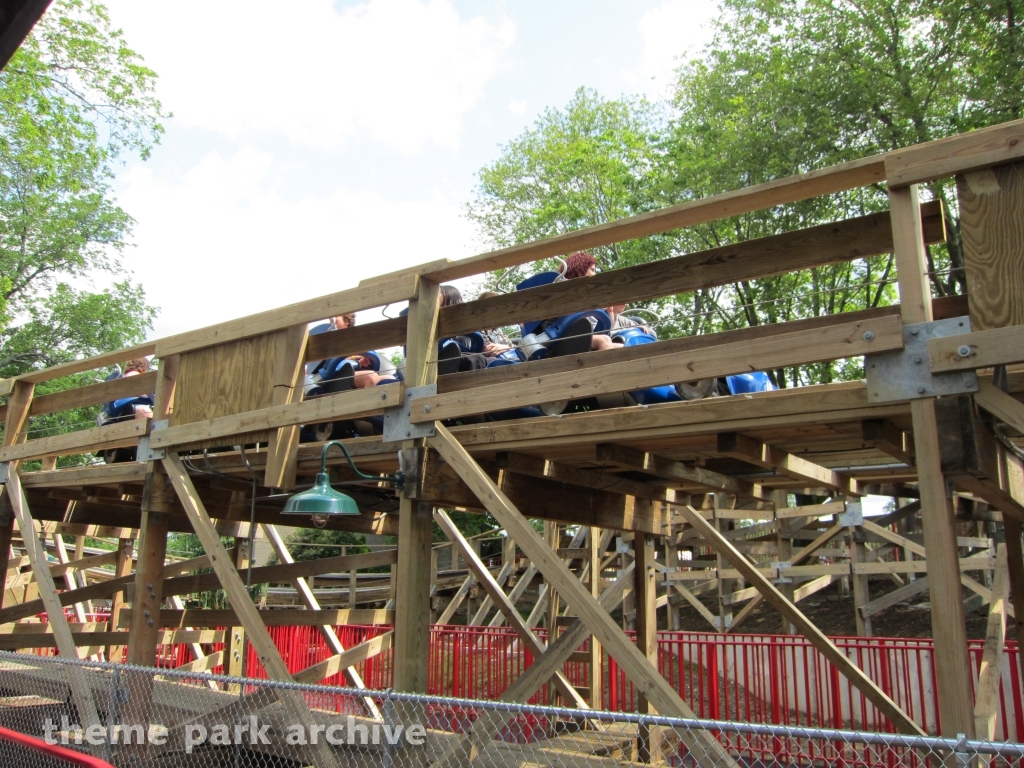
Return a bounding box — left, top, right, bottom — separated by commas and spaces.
282, 473, 361, 516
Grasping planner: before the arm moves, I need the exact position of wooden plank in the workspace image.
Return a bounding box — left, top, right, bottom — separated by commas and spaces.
776, 501, 846, 520
172, 650, 226, 675
717, 433, 848, 491
497, 452, 671, 502
974, 380, 1024, 436
120, 608, 395, 627
434, 508, 592, 710
890, 182, 976, 738
441, 308, 905, 396
46, 549, 119, 578
293, 631, 394, 684
155, 273, 418, 356
108, 537, 134, 662
634, 531, 659, 761
956, 159, 1024, 330
264, 325, 309, 490
860, 577, 930, 619
13, 343, 156, 385
676, 502, 923, 734
20, 462, 148, 488
428, 422, 739, 768
862, 419, 916, 466
0, 418, 148, 462
3, 469, 103, 735
411, 315, 904, 423
149, 382, 400, 450
431, 204, 941, 339
598, 443, 771, 502
930, 326, 1024, 372
423, 155, 887, 283
669, 581, 719, 629
0, 371, 158, 425
161, 452, 342, 768
886, 118, 1024, 187
974, 545, 1010, 740
793, 574, 839, 603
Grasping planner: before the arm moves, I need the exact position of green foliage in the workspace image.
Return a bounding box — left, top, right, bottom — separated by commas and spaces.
0, 0, 164, 452
268, 528, 369, 565
466, 0, 1024, 388
166, 533, 262, 610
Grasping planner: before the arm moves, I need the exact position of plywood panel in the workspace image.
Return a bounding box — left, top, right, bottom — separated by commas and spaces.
957, 159, 1024, 330
171, 331, 279, 426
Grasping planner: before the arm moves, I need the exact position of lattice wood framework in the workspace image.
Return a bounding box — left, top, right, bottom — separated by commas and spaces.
0, 119, 1021, 755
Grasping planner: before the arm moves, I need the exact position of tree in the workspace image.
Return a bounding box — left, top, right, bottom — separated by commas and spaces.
0, 0, 165, 458
269, 528, 369, 565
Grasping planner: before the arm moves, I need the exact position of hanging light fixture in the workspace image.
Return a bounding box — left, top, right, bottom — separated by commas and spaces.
283, 440, 404, 523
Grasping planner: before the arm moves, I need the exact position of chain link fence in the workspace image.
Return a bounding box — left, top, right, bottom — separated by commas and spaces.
0, 650, 1021, 768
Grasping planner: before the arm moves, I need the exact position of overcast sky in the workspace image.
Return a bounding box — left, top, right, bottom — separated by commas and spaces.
97, 0, 719, 338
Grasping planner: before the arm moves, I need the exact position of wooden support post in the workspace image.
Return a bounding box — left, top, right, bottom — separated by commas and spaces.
0, 380, 33, 610
429, 422, 740, 768
161, 452, 342, 768
890, 183, 975, 737
545, 520, 560, 704
225, 538, 249, 683
264, 324, 308, 489
106, 537, 133, 663
774, 490, 795, 634
588, 525, 602, 710
850, 525, 873, 636
1004, 519, 1024, 638
394, 276, 440, 695
126, 466, 170, 668
635, 531, 659, 762
348, 568, 358, 609
974, 544, 1009, 740
715, 497, 733, 631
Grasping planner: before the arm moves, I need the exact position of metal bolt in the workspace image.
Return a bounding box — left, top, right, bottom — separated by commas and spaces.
964, 377, 975, 387
917, 385, 926, 394
423, 405, 431, 413
957, 345, 972, 358
862, 330, 875, 341
910, 328, 919, 336
147, 619, 154, 626
381, 392, 387, 400
406, 431, 411, 438
914, 356, 922, 364
146, 584, 153, 590
143, 610, 150, 617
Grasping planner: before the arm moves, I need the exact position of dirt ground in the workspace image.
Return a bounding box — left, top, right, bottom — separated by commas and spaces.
671, 576, 1006, 640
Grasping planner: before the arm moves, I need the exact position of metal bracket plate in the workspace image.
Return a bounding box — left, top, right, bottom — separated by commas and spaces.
137, 419, 168, 461
0, 462, 8, 484
865, 316, 978, 403
383, 384, 437, 443
838, 502, 864, 527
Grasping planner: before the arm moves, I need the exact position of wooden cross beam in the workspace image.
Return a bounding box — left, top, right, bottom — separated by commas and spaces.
677, 503, 923, 735
161, 452, 342, 768
428, 422, 739, 768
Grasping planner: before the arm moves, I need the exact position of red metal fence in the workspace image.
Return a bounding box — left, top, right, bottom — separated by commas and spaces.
151, 625, 1022, 738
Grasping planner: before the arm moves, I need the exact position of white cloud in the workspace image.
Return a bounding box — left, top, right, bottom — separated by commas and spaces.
508, 100, 527, 115
623, 0, 718, 97
116, 147, 476, 339
105, 0, 515, 153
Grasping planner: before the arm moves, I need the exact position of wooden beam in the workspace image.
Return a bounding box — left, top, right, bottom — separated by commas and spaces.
974, 380, 1024, 436
155, 273, 418, 356
0, 371, 158, 425
148, 382, 400, 451
264, 325, 308, 490
930, 326, 1024, 372
410, 315, 903, 424
433, 508, 592, 710
428, 422, 739, 768
0, 418, 148, 463
3, 469, 103, 736
717, 433, 851, 492
676, 503, 923, 734
11, 343, 155, 386
635, 532, 659, 761
126, 466, 170, 668
161, 452, 342, 768
393, 277, 441, 695
293, 631, 394, 685
1004, 519, 1024, 638
121, 608, 394, 627
974, 545, 1009, 740
862, 419, 915, 466
859, 577, 930, 620
598, 443, 771, 502
886, 118, 1024, 187
890, 182, 975, 739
